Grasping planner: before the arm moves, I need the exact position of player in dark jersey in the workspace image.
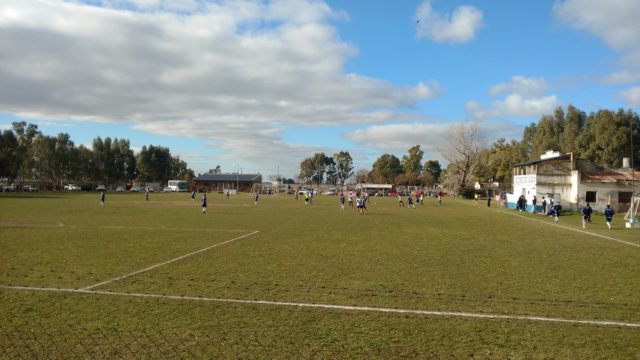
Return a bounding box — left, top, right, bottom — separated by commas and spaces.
604, 204, 614, 230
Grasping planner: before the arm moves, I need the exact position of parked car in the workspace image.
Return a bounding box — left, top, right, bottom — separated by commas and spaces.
130, 186, 141, 192
322, 188, 337, 195
116, 186, 124, 192
146, 186, 154, 192
162, 187, 172, 192
65, 184, 81, 191
24, 185, 39, 192
96, 185, 107, 191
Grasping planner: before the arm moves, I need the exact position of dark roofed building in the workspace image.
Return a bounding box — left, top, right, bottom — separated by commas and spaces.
193, 173, 262, 193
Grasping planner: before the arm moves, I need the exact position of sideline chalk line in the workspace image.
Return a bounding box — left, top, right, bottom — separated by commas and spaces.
81, 230, 259, 290
505, 209, 640, 249
1, 285, 639, 329
0, 222, 248, 233
462, 201, 640, 249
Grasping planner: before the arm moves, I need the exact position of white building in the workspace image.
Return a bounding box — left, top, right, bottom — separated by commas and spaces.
510, 151, 639, 213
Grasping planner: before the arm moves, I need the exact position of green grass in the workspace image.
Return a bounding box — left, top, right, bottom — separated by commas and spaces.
1, 192, 639, 358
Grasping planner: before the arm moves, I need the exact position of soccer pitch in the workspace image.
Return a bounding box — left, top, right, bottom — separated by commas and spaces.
1, 192, 639, 358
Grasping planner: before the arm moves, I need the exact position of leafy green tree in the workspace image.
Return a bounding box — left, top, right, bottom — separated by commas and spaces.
325, 156, 337, 185
137, 145, 172, 185
530, 108, 564, 160
402, 145, 424, 174
575, 109, 640, 168
423, 160, 442, 183
0, 129, 19, 180
369, 154, 402, 184
12, 121, 40, 184
333, 151, 354, 185
562, 105, 585, 154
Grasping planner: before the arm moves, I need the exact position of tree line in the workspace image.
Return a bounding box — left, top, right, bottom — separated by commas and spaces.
298, 106, 638, 194
297, 147, 442, 188
0, 121, 195, 190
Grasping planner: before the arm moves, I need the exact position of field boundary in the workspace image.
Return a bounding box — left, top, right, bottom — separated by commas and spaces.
2, 285, 639, 329
0, 222, 250, 233
461, 201, 640, 249
503, 209, 640, 248
81, 230, 260, 290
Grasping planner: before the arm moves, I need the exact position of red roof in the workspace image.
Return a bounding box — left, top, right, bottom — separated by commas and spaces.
581, 170, 640, 183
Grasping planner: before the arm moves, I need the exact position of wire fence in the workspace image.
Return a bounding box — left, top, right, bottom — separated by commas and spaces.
0, 321, 426, 359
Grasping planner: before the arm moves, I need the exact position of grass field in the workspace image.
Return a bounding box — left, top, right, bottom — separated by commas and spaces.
1, 191, 639, 358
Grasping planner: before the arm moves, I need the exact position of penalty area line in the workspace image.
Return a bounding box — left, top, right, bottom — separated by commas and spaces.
1, 285, 639, 329
81, 230, 260, 290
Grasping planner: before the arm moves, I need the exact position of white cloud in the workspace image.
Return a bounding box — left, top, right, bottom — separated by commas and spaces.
346, 120, 520, 156
555, 0, 640, 74
0, 0, 439, 175
489, 76, 548, 97
601, 70, 640, 85
466, 76, 559, 120
415, 0, 483, 44
619, 86, 640, 106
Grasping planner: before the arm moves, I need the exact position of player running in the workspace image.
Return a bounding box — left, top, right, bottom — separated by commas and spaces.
201, 193, 207, 214
604, 204, 614, 230
340, 193, 345, 210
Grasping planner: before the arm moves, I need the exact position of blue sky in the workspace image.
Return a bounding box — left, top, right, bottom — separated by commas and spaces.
1, 0, 639, 179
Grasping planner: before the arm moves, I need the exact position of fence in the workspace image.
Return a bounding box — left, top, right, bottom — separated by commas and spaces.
1, 321, 426, 359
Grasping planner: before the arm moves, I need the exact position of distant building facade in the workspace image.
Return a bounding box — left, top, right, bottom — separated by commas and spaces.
193, 173, 262, 193
510, 151, 638, 212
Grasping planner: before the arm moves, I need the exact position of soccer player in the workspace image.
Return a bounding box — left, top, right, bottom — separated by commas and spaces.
407, 193, 415, 209
437, 192, 442, 206
356, 196, 363, 214
191, 190, 196, 201
348, 192, 353, 207
145, 187, 149, 201
604, 204, 614, 230
100, 191, 105, 207
362, 195, 367, 214
201, 194, 207, 214
582, 203, 592, 228
550, 204, 559, 223
254, 193, 259, 205
398, 194, 404, 207
340, 192, 345, 210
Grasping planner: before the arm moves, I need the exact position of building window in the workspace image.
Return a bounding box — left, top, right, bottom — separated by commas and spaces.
585, 191, 597, 203
618, 192, 632, 204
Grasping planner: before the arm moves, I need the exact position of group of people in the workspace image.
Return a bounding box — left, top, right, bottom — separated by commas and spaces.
398, 193, 427, 208
580, 203, 615, 230
514, 193, 616, 229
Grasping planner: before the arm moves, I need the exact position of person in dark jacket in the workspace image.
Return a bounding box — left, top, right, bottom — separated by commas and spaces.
604, 204, 614, 230
582, 203, 592, 228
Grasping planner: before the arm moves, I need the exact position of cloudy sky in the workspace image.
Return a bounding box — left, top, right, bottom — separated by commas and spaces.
1, 0, 639, 178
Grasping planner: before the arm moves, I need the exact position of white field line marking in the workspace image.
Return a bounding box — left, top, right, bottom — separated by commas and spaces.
81, 230, 259, 290
0, 223, 247, 233
0, 222, 64, 229
461, 201, 640, 249
504, 209, 640, 249
1, 285, 639, 329
82, 225, 249, 233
